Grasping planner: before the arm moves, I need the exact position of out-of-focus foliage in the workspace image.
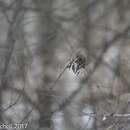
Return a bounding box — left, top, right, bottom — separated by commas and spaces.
0, 0, 130, 130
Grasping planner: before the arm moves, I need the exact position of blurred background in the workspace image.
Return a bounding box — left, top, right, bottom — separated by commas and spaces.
0, 0, 130, 130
